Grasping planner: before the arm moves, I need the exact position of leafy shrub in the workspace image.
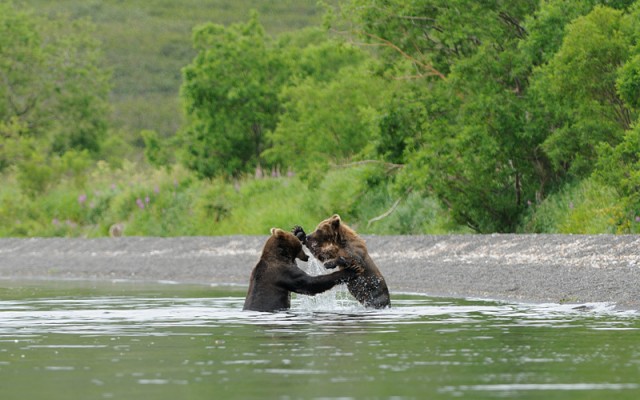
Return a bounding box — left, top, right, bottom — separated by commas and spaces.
520, 178, 622, 233
366, 191, 469, 235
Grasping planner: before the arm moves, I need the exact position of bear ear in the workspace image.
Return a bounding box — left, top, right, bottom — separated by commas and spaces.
270, 227, 284, 236
330, 214, 341, 230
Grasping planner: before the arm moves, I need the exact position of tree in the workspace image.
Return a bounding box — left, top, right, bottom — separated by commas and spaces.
342, 0, 640, 232
397, 45, 540, 232
595, 125, 640, 231
343, 0, 536, 79
262, 41, 385, 175
530, 5, 635, 177
344, 0, 539, 232
592, 2, 640, 231
0, 2, 110, 162
180, 12, 288, 178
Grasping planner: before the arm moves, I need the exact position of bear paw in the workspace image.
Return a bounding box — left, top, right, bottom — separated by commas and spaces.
292, 225, 307, 244
324, 256, 348, 270
324, 256, 364, 274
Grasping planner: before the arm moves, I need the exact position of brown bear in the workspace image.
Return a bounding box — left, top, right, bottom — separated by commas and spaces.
293, 215, 391, 309
243, 227, 356, 312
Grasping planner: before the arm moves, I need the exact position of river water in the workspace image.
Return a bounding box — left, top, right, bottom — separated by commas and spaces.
1, 279, 639, 400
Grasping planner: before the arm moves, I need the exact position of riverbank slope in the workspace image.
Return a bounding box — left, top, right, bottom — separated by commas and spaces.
0, 235, 638, 309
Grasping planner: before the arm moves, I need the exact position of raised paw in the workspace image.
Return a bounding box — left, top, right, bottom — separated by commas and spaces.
292, 225, 307, 244
324, 256, 348, 270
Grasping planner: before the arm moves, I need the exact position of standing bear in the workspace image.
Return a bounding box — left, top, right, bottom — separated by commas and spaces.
243, 228, 356, 312
293, 215, 391, 309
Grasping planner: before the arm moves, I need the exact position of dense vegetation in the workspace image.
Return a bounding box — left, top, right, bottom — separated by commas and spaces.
2, 0, 640, 237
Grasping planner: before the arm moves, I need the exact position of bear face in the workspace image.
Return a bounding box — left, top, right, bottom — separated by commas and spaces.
265, 227, 309, 262
305, 214, 359, 263
295, 215, 391, 309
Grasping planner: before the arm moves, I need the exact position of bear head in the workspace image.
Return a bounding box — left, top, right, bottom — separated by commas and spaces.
263, 227, 309, 262
305, 214, 358, 262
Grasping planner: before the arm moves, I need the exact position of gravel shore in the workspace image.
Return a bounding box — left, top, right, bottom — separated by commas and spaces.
0, 235, 638, 310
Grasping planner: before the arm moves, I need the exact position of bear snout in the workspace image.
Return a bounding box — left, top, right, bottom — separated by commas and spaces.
305, 234, 316, 247
297, 249, 309, 262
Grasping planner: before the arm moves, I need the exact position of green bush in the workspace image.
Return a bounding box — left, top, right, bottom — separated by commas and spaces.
366, 191, 470, 235
520, 178, 622, 233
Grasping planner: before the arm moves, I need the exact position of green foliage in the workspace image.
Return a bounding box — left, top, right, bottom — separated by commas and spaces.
141, 130, 172, 169
342, 0, 640, 232
617, 55, 640, 108
518, 0, 593, 67
5, 0, 640, 236
344, 0, 536, 77
373, 90, 426, 165
180, 13, 289, 177
180, 18, 380, 179
371, 2, 539, 232
277, 28, 368, 82
0, 161, 460, 237
315, 165, 384, 221
0, 117, 30, 172
594, 124, 640, 232
520, 178, 623, 234
531, 5, 634, 177
366, 191, 469, 235
22, 0, 330, 138
0, 2, 110, 158
16, 154, 56, 198
0, 1, 110, 201
264, 62, 390, 176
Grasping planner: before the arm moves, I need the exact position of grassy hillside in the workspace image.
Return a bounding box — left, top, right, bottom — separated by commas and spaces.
22, 0, 330, 139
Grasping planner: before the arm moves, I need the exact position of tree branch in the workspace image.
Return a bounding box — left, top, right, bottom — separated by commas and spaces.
367, 187, 413, 227
334, 159, 404, 172
367, 197, 403, 227
343, 29, 447, 81
498, 11, 528, 39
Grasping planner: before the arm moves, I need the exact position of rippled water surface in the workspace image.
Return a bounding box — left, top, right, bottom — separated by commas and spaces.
1, 280, 639, 400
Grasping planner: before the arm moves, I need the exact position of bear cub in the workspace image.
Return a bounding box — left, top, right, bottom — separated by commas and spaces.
243, 228, 356, 312
293, 215, 391, 309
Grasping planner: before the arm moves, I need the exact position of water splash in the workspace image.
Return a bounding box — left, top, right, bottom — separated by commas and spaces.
295, 255, 361, 312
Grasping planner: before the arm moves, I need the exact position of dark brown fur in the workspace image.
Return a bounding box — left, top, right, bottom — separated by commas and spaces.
243, 228, 354, 312
293, 215, 391, 309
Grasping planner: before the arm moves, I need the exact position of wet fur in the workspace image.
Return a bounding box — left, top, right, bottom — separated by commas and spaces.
243, 228, 353, 312
293, 215, 391, 309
